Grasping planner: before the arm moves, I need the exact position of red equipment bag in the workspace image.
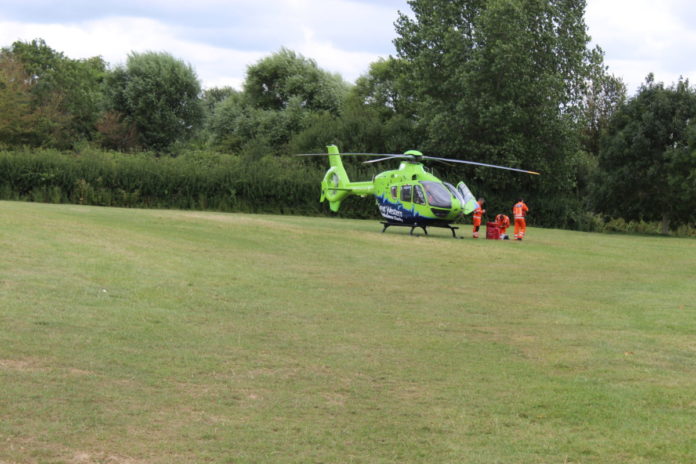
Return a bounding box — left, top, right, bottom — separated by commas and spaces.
486, 221, 500, 240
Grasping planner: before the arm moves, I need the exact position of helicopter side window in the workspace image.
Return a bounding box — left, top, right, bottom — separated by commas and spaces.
413, 185, 425, 205
400, 185, 412, 202
391, 185, 398, 199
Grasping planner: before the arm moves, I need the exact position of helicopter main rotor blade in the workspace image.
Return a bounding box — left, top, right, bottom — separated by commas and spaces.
341, 153, 408, 157
423, 156, 540, 175
362, 155, 458, 167
295, 153, 405, 158
362, 155, 411, 164
296, 151, 539, 174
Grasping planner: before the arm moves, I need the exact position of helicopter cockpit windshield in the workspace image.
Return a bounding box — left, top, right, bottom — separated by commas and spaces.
422, 181, 452, 208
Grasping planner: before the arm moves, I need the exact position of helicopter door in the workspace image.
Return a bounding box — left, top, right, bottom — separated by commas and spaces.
400, 185, 412, 203
413, 185, 426, 205
456, 181, 478, 215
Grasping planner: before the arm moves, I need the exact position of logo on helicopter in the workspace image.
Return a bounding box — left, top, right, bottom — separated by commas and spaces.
379, 204, 405, 222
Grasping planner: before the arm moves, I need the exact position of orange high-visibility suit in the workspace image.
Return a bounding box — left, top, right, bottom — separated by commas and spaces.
495, 214, 510, 239
513, 200, 529, 240
472, 200, 485, 238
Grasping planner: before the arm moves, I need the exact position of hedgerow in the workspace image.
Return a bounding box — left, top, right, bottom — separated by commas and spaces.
0, 148, 350, 216
0, 148, 692, 236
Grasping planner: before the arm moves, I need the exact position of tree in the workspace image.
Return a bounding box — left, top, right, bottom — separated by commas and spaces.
95, 111, 140, 152
244, 48, 348, 113
566, 48, 628, 205
201, 86, 238, 116
208, 49, 350, 156
290, 57, 421, 154
106, 51, 203, 151
0, 55, 45, 145
208, 93, 307, 154
1, 39, 105, 147
351, 57, 413, 118
594, 76, 696, 232
579, 48, 627, 159
393, 0, 600, 215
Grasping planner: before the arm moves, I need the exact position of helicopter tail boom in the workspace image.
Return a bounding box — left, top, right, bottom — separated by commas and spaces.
320, 145, 373, 212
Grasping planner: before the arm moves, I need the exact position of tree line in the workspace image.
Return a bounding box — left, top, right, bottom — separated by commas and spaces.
0, 0, 694, 234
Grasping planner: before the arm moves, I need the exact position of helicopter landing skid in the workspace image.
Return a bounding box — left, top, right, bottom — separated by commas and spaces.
380, 221, 459, 238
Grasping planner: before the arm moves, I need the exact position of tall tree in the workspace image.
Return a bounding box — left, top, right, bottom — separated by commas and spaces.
393, 0, 599, 200
106, 51, 203, 151
594, 76, 696, 233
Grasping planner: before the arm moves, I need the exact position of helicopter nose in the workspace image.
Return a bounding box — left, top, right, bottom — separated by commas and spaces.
451, 200, 464, 216
431, 207, 451, 218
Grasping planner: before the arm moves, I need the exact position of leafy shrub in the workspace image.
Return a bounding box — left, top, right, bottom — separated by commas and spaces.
0, 148, 692, 237
0, 148, 360, 216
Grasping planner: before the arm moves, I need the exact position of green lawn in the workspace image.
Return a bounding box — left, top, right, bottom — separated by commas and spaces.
1, 200, 694, 464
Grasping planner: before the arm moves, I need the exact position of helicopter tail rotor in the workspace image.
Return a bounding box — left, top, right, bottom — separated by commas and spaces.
320, 145, 351, 212
319, 145, 374, 212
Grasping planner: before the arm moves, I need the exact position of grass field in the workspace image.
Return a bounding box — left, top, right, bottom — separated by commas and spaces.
0, 200, 694, 464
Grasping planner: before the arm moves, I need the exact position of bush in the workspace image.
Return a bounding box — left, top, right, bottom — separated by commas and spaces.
0, 148, 334, 215
0, 148, 692, 237
572, 212, 695, 237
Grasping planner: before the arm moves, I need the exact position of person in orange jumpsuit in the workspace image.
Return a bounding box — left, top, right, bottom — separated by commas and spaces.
495, 213, 510, 240
513, 198, 529, 240
472, 198, 485, 238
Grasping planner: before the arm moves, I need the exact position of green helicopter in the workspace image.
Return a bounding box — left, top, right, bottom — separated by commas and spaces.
300, 145, 539, 237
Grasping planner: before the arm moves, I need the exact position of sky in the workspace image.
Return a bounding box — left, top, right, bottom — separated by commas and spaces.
1, 0, 695, 95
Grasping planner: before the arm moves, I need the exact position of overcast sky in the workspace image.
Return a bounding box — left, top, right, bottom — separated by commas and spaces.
1, 0, 695, 95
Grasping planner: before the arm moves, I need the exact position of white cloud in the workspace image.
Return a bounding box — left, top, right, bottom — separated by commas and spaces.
4, 0, 695, 95
1, 17, 183, 66
0, 0, 403, 89
289, 27, 383, 82
0, 17, 274, 89
585, 0, 696, 93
